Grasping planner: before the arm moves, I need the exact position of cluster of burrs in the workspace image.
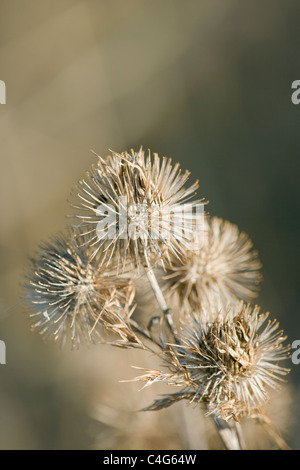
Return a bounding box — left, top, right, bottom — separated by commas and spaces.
23, 148, 290, 449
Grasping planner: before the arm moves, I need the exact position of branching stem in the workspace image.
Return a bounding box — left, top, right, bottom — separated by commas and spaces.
143, 248, 177, 338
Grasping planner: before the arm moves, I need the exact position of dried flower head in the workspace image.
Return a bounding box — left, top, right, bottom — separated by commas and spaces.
71, 148, 202, 270
134, 303, 290, 422
163, 217, 262, 313
23, 232, 136, 348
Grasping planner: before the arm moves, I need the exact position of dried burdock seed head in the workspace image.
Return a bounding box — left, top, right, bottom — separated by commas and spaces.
91, 382, 189, 450
71, 148, 203, 270
134, 303, 290, 422
163, 217, 262, 313
23, 232, 137, 348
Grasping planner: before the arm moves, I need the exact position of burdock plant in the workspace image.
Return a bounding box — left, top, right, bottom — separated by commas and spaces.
24, 231, 138, 348
23, 148, 290, 450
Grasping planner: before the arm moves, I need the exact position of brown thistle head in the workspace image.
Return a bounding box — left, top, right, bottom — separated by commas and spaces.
71, 148, 203, 270
133, 303, 290, 422
163, 217, 262, 314
23, 232, 138, 348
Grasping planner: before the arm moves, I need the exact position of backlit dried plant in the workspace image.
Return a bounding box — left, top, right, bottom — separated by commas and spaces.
71, 148, 202, 270
163, 217, 262, 314
132, 303, 290, 422
23, 148, 291, 450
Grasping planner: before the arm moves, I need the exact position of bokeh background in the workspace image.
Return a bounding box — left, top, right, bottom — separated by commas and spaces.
0, 0, 299, 449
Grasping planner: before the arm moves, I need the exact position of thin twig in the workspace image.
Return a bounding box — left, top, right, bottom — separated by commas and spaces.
142, 248, 177, 338
128, 318, 162, 349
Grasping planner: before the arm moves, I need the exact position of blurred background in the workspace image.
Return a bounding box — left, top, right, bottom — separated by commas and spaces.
0, 0, 299, 449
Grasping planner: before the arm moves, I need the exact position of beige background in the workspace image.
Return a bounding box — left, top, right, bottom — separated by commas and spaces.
0, 0, 299, 449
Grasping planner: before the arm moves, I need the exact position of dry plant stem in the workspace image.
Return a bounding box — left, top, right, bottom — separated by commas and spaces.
143, 251, 177, 338
128, 318, 162, 349
128, 318, 154, 342
235, 422, 246, 450
143, 254, 244, 450
261, 415, 290, 450
143, 262, 244, 450
213, 416, 243, 450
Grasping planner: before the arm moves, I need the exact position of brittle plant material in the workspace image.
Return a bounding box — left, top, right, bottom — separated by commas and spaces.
22, 147, 291, 450
133, 303, 290, 422
163, 217, 262, 314
23, 232, 137, 348
71, 148, 203, 270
